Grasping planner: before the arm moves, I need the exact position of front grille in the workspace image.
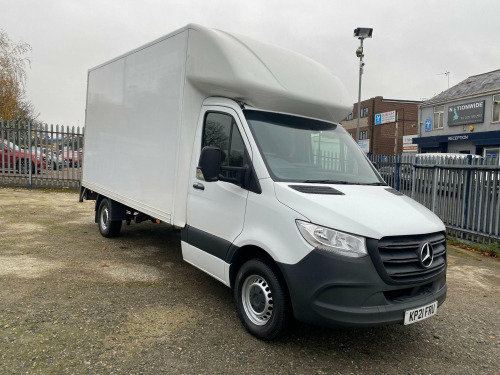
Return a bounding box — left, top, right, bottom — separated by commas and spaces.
367, 232, 446, 285
384, 283, 434, 303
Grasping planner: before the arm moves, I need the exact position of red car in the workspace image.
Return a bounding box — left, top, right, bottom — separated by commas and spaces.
1, 140, 47, 172
60, 148, 82, 167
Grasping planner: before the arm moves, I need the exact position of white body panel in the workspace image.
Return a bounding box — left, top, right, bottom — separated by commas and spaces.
187, 105, 250, 242
181, 241, 229, 285
83, 31, 188, 222
273, 183, 445, 240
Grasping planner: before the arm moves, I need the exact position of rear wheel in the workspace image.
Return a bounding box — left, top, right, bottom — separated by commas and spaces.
234, 258, 289, 340
98, 199, 122, 238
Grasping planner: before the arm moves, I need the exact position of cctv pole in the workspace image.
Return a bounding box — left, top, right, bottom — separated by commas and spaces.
356, 37, 364, 143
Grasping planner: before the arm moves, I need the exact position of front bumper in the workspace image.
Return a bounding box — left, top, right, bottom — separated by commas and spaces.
278, 248, 447, 328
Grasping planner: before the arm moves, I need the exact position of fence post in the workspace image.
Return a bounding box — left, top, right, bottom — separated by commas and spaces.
28, 121, 32, 189
395, 154, 400, 191
463, 155, 472, 233
411, 155, 418, 199
431, 165, 438, 212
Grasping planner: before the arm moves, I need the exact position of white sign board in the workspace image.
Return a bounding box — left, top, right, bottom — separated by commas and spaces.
358, 139, 370, 153
375, 110, 396, 125
403, 135, 418, 153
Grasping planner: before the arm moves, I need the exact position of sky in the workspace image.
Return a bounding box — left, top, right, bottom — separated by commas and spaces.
1, 0, 499, 126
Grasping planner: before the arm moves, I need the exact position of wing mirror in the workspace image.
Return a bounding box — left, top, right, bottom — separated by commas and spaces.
197, 146, 221, 182
197, 146, 249, 187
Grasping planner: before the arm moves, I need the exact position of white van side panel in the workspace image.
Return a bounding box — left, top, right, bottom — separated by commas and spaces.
83, 31, 188, 222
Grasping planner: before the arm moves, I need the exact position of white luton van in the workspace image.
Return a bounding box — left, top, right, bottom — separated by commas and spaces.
81, 24, 447, 340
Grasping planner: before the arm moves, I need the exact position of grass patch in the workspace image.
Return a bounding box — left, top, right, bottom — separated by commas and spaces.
447, 237, 500, 259
0, 186, 78, 194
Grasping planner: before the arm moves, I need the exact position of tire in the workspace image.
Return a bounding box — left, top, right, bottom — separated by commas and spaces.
16, 160, 35, 174
16, 160, 25, 173
234, 258, 289, 340
98, 199, 122, 238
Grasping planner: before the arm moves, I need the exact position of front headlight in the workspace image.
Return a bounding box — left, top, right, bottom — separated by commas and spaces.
296, 220, 367, 258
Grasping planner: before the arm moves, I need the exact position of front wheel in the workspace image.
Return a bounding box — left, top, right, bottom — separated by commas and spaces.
234, 258, 289, 340
98, 198, 122, 238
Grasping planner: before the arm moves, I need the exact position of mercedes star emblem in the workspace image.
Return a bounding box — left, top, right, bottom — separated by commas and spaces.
419, 242, 434, 268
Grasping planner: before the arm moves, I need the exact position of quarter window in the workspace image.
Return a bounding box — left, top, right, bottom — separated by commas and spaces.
433, 106, 444, 129
493, 94, 500, 123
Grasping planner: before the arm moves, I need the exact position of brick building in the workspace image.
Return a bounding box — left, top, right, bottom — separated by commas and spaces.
341, 96, 421, 155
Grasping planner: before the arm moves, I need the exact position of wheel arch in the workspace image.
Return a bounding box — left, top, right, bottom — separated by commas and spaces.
228, 245, 292, 308
94, 195, 128, 223
94, 195, 104, 223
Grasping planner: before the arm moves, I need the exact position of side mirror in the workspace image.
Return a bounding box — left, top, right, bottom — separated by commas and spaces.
197, 146, 221, 182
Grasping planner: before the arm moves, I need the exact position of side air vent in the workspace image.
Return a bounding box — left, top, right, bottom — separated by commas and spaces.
385, 188, 404, 196
288, 185, 345, 195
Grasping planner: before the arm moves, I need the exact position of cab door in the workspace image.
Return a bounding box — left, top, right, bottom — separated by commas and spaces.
184, 106, 251, 283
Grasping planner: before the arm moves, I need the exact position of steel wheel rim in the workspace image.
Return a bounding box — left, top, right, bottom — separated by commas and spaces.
242, 274, 273, 326
100, 206, 109, 231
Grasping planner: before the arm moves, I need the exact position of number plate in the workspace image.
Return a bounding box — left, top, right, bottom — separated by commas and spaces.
404, 301, 438, 325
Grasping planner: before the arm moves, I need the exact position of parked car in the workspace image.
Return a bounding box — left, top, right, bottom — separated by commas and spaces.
36, 147, 67, 170
1, 140, 47, 172
60, 148, 82, 167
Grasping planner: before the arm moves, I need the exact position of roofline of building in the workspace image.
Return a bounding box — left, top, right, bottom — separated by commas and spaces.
351, 96, 422, 106
420, 89, 500, 108
468, 68, 500, 79
381, 98, 422, 104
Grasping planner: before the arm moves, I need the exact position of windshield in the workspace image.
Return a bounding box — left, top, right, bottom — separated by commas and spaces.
244, 110, 384, 185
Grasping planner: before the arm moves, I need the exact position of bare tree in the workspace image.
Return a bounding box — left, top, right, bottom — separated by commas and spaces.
0, 29, 38, 122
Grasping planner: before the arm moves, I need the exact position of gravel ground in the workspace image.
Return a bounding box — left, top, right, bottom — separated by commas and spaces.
0, 187, 499, 375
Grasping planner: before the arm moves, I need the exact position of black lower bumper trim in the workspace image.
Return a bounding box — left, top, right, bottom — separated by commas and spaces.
278, 249, 447, 328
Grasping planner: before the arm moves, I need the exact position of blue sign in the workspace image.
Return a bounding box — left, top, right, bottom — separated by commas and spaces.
425, 117, 432, 132
375, 114, 382, 125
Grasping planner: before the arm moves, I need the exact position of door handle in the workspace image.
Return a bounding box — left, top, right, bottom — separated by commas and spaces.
193, 182, 205, 191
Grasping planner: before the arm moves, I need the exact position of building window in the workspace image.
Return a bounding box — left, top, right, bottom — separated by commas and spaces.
493, 94, 500, 123
360, 107, 369, 118
359, 130, 368, 140
433, 105, 444, 129
346, 113, 353, 121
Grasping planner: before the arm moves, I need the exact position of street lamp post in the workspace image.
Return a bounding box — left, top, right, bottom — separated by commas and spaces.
354, 27, 373, 145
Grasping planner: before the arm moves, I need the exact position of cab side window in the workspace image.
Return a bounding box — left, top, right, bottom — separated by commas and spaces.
202, 112, 245, 169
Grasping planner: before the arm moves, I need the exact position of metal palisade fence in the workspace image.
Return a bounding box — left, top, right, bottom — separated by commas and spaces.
1, 120, 84, 189
371, 153, 500, 242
